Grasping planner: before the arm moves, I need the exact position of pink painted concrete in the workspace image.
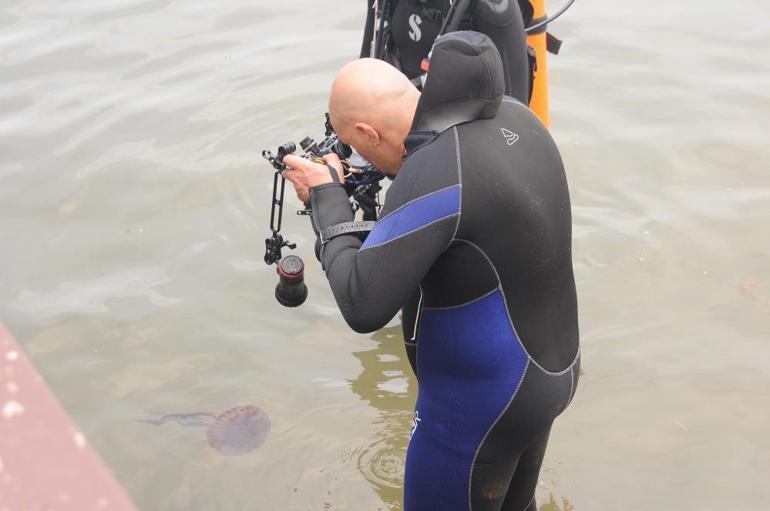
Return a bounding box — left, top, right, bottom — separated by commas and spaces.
0, 323, 137, 510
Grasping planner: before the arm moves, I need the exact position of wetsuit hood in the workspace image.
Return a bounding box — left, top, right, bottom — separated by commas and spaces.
411, 31, 504, 135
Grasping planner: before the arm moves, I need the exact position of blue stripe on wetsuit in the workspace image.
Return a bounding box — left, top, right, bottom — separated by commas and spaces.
360, 185, 460, 250
404, 289, 529, 511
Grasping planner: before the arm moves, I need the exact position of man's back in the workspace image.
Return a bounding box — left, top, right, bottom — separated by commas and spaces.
453, 97, 579, 372
390, 96, 578, 369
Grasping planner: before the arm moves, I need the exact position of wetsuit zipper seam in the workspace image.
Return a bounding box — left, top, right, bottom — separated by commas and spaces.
450, 126, 463, 243
412, 285, 424, 379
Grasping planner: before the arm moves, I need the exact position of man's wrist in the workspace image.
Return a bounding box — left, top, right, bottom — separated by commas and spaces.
309, 182, 342, 193
306, 175, 333, 190
309, 183, 354, 236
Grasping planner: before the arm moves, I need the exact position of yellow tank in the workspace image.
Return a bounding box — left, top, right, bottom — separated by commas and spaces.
527, 0, 550, 127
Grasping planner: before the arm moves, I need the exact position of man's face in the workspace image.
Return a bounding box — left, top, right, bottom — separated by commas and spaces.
332, 116, 403, 176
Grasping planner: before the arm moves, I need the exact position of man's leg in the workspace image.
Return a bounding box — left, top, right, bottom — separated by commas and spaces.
403, 408, 478, 511
500, 426, 552, 511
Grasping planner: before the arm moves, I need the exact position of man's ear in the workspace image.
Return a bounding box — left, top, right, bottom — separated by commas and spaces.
354, 123, 380, 146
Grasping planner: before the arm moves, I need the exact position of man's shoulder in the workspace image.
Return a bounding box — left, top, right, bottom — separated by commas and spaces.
496, 97, 550, 133
456, 97, 556, 154
384, 128, 462, 213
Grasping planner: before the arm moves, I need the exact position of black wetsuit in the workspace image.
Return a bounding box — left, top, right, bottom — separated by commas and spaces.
310, 32, 579, 511
360, 0, 534, 103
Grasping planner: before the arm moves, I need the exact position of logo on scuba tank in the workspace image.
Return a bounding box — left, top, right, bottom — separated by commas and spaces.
501, 128, 519, 145
408, 14, 423, 42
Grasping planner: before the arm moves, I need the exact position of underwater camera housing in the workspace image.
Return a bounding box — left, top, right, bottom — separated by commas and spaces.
261, 114, 385, 307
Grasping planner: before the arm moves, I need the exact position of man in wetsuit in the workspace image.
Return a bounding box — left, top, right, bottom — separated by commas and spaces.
282, 31, 579, 511
360, 0, 535, 103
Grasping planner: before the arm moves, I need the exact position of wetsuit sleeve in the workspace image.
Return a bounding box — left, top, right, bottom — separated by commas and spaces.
360, 0, 375, 58
308, 179, 459, 334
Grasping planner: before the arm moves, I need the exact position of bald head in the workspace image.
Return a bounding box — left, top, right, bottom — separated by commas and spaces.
328, 58, 420, 175
330, 59, 417, 129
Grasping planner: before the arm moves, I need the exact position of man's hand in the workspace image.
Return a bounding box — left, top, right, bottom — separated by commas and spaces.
282, 153, 345, 203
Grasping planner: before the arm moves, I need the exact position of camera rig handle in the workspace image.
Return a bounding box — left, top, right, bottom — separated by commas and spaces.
262, 144, 297, 265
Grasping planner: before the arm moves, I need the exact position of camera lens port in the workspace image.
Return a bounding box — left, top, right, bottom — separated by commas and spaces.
275, 255, 308, 307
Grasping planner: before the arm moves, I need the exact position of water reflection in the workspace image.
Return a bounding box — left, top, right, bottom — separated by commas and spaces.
540, 493, 575, 511
348, 324, 416, 509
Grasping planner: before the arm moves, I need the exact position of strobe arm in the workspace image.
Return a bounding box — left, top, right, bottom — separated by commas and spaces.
262, 147, 297, 265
